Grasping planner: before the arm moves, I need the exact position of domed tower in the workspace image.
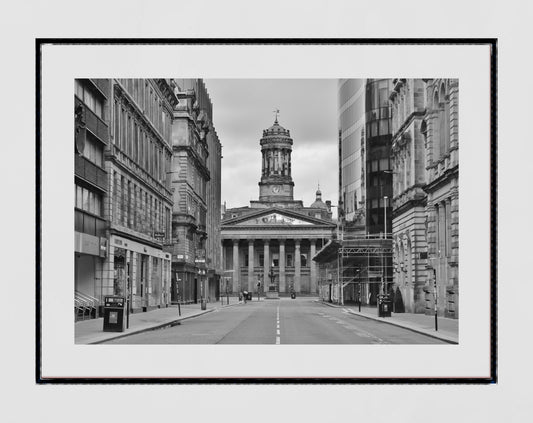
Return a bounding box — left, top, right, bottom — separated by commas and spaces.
310, 186, 327, 209
258, 115, 295, 202
308, 184, 333, 220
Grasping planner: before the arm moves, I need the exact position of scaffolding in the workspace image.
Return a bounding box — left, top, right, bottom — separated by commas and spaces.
314, 234, 393, 306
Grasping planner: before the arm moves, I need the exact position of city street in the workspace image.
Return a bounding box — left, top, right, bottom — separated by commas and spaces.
104, 298, 446, 345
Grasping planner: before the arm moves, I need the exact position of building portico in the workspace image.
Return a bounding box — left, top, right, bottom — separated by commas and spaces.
222, 229, 331, 295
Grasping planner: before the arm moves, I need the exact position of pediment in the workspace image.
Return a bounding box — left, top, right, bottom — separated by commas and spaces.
223, 207, 335, 227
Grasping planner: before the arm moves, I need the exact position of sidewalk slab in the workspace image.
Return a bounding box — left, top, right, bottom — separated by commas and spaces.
75, 301, 241, 345
318, 300, 458, 344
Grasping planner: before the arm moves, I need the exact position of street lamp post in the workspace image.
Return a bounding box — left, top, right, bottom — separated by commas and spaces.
222, 270, 234, 305
427, 260, 438, 332
331, 202, 344, 306
383, 195, 388, 297
257, 271, 262, 302
268, 266, 276, 296
433, 268, 438, 331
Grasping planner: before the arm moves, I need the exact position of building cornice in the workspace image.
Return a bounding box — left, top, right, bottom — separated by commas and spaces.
392, 196, 427, 219
155, 79, 180, 109
172, 144, 211, 181
423, 165, 459, 193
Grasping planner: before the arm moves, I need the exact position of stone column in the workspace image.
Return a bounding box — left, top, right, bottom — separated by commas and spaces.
232, 239, 240, 293
263, 151, 267, 176
294, 239, 301, 293
263, 240, 270, 289
310, 239, 317, 295
248, 239, 254, 292
279, 240, 286, 293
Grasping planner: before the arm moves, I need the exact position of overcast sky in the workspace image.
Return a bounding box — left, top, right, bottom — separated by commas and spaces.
204, 79, 339, 214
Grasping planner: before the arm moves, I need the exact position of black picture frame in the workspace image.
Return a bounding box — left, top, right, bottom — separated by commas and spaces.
36, 38, 497, 384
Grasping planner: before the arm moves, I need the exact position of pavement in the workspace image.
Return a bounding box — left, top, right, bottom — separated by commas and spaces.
75, 296, 458, 345
75, 297, 243, 344
319, 300, 458, 344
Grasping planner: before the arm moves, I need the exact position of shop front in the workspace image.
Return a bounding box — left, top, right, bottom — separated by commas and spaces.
103, 235, 172, 313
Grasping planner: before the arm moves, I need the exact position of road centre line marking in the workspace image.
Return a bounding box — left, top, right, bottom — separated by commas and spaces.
276, 304, 281, 345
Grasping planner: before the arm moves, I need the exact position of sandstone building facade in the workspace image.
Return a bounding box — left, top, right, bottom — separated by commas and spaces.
166, 79, 222, 304
390, 78, 459, 317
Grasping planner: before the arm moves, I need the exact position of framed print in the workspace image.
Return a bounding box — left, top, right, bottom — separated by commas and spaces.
37, 39, 496, 383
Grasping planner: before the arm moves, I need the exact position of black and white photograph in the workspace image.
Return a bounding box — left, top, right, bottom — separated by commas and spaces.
73, 78, 459, 347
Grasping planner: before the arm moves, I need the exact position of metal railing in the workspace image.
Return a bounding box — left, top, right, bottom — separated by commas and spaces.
75, 291, 100, 322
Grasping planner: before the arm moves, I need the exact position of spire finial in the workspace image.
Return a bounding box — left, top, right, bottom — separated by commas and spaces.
316, 181, 322, 199
273, 108, 280, 123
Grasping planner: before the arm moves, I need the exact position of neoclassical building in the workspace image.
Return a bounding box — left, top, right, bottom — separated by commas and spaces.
221, 117, 336, 295
389, 79, 428, 313
423, 79, 459, 318
389, 78, 459, 317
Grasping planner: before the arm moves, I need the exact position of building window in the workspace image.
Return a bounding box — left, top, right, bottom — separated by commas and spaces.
446, 199, 452, 257
75, 184, 102, 217
301, 254, 308, 267
120, 176, 126, 226
113, 100, 120, 145
75, 80, 104, 119
82, 132, 104, 167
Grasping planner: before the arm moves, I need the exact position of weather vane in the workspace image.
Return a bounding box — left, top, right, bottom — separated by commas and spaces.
273, 109, 280, 123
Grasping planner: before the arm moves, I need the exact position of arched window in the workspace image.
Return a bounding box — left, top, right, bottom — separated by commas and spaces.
438, 83, 448, 158
441, 82, 451, 155
420, 120, 428, 172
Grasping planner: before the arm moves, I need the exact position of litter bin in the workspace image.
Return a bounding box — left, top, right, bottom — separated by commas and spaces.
245, 291, 252, 301
201, 298, 207, 310
378, 295, 392, 318
290, 292, 296, 299
103, 296, 126, 332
